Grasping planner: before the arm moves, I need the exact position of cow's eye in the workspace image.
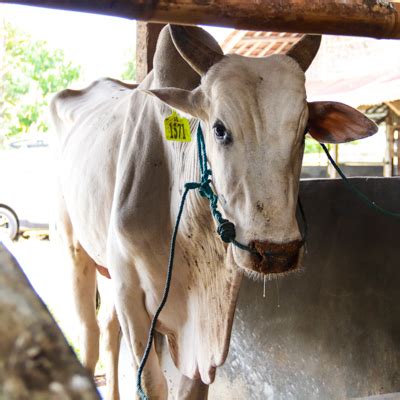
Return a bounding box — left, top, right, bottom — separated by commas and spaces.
213, 121, 231, 144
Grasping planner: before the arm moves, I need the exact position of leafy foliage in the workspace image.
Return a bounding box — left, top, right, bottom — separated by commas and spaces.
304, 134, 323, 154
121, 55, 136, 81
0, 22, 81, 138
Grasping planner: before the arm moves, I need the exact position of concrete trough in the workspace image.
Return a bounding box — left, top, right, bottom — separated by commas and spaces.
209, 177, 400, 399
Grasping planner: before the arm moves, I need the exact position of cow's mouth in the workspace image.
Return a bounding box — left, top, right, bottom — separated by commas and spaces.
232, 239, 304, 276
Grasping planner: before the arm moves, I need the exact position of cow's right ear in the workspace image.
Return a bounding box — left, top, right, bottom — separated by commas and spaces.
307, 101, 378, 143
141, 88, 207, 119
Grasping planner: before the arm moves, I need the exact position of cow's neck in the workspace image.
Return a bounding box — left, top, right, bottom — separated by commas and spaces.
169, 128, 210, 212
158, 121, 241, 382
148, 24, 222, 227
134, 25, 225, 256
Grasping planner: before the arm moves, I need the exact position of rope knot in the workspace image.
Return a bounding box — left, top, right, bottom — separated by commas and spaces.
217, 219, 236, 243
199, 181, 213, 198
184, 182, 201, 190
203, 169, 212, 179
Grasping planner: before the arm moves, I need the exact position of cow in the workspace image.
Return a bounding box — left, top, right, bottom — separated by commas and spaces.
51, 25, 377, 399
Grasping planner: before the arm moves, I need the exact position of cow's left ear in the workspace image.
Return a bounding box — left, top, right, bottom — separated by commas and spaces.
307, 101, 378, 143
141, 88, 207, 119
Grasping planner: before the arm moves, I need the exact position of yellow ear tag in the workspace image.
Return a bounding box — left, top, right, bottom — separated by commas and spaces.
164, 111, 191, 142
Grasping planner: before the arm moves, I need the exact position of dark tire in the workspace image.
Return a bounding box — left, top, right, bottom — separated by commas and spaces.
0, 206, 19, 241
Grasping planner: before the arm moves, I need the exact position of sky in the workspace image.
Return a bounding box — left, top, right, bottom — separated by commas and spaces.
2, 4, 137, 83
1, 3, 231, 85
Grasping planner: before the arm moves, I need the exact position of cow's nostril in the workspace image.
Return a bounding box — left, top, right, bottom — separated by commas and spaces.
249, 239, 303, 274
252, 251, 263, 264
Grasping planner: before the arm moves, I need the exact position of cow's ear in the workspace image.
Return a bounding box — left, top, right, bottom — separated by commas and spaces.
141, 88, 206, 119
307, 101, 378, 143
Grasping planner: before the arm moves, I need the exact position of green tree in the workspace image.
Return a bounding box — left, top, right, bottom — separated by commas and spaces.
305, 135, 323, 154
121, 52, 136, 81
0, 22, 81, 138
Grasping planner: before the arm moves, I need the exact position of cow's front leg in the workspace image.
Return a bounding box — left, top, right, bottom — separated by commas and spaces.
117, 287, 168, 399
109, 255, 168, 400
97, 275, 121, 400
176, 375, 209, 400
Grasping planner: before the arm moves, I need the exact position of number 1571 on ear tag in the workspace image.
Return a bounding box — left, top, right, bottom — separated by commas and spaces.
164, 111, 192, 142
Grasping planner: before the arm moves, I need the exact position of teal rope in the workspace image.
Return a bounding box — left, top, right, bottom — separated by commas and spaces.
194, 124, 255, 251
320, 143, 400, 218
136, 124, 255, 399
136, 185, 191, 400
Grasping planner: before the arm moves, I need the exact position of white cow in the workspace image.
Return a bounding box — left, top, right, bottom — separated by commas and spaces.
51, 25, 377, 399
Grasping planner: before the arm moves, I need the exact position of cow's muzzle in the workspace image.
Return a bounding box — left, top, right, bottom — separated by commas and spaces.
249, 239, 304, 274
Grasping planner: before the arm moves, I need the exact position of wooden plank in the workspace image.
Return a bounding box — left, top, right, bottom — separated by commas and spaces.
0, 241, 100, 399
1, 0, 400, 39
136, 22, 165, 83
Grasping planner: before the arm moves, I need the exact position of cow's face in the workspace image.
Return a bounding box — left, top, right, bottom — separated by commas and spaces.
147, 26, 377, 277
199, 54, 307, 277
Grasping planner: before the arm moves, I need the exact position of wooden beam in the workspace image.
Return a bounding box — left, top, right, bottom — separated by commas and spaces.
136, 22, 165, 82
386, 100, 400, 117
2, 0, 400, 39
0, 242, 100, 399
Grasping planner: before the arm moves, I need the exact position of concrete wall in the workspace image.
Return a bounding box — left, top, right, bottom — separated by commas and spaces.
301, 165, 385, 179
209, 177, 400, 399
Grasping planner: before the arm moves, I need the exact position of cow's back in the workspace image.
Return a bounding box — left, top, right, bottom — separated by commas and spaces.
51, 78, 136, 266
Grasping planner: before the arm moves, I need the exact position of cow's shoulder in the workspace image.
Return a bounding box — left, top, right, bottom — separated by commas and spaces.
55, 77, 136, 102
51, 78, 137, 131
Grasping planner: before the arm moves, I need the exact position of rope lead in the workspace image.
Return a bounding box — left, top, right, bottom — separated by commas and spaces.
136, 124, 254, 399
192, 124, 255, 252
320, 143, 400, 218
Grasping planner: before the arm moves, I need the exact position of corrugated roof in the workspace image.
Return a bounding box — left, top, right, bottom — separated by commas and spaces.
220, 30, 400, 107
221, 30, 302, 57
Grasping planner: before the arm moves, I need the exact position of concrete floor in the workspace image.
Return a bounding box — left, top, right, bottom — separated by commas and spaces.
7, 237, 77, 339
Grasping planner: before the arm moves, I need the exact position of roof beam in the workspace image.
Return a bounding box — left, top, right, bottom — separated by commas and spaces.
2, 0, 400, 39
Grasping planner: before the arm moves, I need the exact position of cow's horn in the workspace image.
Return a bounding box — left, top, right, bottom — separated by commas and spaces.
169, 25, 224, 76
286, 35, 321, 72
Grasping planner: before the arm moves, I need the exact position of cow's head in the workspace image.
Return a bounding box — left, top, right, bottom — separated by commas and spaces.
147, 25, 378, 277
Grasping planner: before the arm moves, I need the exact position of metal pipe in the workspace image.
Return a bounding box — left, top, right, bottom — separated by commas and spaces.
1, 0, 400, 39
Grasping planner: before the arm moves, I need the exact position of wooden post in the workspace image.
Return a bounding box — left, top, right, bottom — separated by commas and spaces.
386, 100, 400, 117
385, 103, 400, 175
2, 0, 400, 39
395, 118, 400, 176
327, 144, 339, 179
136, 22, 165, 83
0, 242, 100, 399
384, 112, 394, 177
